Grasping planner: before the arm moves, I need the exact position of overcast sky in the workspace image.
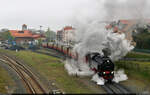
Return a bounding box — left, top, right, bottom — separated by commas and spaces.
0, 0, 149, 31
0, 0, 100, 31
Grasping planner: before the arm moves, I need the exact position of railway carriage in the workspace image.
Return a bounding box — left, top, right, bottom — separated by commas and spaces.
42, 42, 47, 48
62, 46, 68, 55
47, 42, 53, 48
67, 47, 73, 58
57, 44, 62, 51
53, 44, 57, 50
70, 50, 78, 60
42, 42, 114, 82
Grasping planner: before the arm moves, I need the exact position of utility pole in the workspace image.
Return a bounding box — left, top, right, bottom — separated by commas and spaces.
40, 25, 42, 30
39, 25, 43, 34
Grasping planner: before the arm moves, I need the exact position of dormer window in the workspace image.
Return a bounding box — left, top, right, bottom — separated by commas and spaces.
18, 31, 24, 33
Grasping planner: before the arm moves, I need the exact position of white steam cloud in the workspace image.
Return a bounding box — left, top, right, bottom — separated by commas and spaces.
65, 23, 133, 85
104, 0, 150, 20
65, 0, 150, 85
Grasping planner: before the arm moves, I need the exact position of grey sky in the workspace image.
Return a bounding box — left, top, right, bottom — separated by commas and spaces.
0, 0, 150, 31
0, 0, 95, 31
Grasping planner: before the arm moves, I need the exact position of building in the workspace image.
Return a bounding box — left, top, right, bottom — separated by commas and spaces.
63, 26, 75, 44
22, 24, 27, 31
57, 26, 76, 45
105, 20, 144, 46
9, 24, 45, 44
56, 30, 63, 42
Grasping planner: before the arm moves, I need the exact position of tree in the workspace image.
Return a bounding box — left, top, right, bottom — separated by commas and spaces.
38, 39, 42, 47
45, 28, 56, 42
0, 29, 14, 41
133, 27, 150, 49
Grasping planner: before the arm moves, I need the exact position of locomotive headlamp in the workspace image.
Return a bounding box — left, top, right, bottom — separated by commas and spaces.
103, 72, 106, 74
111, 71, 114, 74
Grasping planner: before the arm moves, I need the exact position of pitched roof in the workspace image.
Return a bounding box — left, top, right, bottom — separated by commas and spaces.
9, 30, 44, 39
119, 20, 131, 24
32, 34, 41, 38
119, 20, 137, 32
106, 20, 137, 32
9, 30, 33, 37
63, 26, 75, 31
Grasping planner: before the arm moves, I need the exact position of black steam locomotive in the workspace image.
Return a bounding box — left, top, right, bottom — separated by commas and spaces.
86, 51, 114, 82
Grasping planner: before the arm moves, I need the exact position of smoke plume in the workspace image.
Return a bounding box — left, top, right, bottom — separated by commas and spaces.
65, 0, 150, 85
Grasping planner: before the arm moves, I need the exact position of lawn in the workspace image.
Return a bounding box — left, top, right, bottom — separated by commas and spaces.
0, 64, 15, 93
116, 52, 150, 83
0, 49, 95, 93
1, 49, 150, 93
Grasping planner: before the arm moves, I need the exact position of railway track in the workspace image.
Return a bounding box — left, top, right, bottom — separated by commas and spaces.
120, 58, 150, 62
0, 54, 46, 94
34, 48, 133, 94
102, 82, 131, 94
33, 50, 62, 59
33, 48, 66, 60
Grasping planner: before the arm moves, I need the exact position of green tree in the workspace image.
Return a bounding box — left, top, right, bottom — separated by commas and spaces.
38, 39, 42, 47
133, 28, 150, 49
45, 28, 56, 42
0, 30, 14, 41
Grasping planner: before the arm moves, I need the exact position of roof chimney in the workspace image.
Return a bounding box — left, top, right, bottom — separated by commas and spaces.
22, 24, 27, 31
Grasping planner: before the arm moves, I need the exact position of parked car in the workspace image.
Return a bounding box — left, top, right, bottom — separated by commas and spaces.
9, 45, 25, 51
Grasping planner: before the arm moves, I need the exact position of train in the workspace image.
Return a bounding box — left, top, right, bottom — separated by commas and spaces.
42, 42, 114, 82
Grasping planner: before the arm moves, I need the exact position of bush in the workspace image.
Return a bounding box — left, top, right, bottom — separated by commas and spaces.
115, 61, 150, 79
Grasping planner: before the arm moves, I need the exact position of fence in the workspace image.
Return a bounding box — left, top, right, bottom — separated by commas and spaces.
133, 48, 150, 54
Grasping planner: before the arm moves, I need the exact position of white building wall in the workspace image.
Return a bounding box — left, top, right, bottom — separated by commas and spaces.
62, 29, 75, 45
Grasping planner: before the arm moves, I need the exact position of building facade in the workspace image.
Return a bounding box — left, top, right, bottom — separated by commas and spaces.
9, 24, 45, 45
56, 30, 63, 42
57, 26, 76, 45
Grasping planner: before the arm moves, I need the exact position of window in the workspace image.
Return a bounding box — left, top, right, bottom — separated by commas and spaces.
18, 31, 24, 33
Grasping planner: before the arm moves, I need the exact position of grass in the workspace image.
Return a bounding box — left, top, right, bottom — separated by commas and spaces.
115, 51, 150, 86
116, 51, 150, 84
36, 49, 56, 54
0, 64, 15, 93
1, 49, 150, 93
125, 52, 150, 58
116, 61, 150, 79
0, 49, 95, 93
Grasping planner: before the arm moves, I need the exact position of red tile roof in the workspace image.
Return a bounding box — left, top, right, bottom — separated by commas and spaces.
9, 30, 33, 37
63, 26, 74, 31
9, 30, 43, 39
105, 25, 112, 29
119, 20, 131, 24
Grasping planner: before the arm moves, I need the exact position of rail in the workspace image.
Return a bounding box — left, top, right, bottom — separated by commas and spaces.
0, 55, 46, 94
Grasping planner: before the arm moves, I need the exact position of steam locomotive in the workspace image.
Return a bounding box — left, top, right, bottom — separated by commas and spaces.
86, 52, 114, 82
42, 42, 114, 82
